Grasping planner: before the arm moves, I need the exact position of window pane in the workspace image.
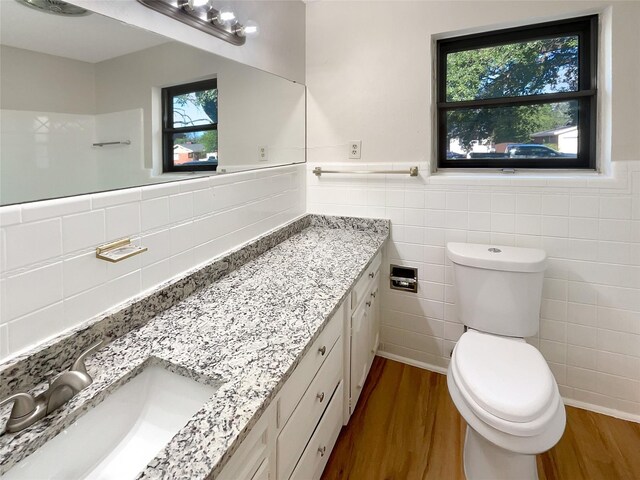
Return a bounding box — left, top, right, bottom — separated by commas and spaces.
445, 101, 578, 160
170, 130, 218, 169
172, 88, 218, 128
446, 36, 579, 101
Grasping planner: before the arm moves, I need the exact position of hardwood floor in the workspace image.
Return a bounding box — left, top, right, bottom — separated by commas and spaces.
321, 357, 640, 480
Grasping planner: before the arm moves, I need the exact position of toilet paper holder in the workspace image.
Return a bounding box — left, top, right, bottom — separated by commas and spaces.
390, 265, 418, 293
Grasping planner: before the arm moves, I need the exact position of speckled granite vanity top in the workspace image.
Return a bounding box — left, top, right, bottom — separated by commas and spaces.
0, 215, 388, 479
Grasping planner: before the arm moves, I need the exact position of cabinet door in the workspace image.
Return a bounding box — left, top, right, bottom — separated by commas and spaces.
368, 273, 380, 366
217, 403, 276, 480
252, 459, 269, 480
349, 298, 370, 412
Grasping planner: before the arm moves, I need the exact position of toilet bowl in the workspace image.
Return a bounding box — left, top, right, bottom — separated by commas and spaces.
445, 243, 566, 480
448, 330, 566, 479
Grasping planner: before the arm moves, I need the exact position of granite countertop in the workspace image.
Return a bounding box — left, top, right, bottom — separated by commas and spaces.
0, 217, 388, 479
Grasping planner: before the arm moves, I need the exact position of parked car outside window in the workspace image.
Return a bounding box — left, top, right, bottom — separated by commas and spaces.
505, 144, 575, 158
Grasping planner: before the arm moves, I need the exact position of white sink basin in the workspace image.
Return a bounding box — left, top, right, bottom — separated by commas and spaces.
5, 365, 217, 479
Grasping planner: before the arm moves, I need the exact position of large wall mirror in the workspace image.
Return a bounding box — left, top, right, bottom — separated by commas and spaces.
0, 0, 305, 206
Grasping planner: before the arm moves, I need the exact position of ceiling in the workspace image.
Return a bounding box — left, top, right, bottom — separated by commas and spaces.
0, 0, 169, 63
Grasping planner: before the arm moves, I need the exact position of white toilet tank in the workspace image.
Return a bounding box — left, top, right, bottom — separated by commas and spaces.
447, 243, 547, 338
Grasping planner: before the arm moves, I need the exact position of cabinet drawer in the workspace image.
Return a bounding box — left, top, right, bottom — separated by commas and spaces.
277, 342, 342, 480
289, 382, 344, 480
350, 251, 381, 312
278, 302, 343, 429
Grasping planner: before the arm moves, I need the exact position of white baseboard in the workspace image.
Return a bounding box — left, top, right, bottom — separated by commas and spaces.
376, 350, 640, 424
562, 398, 640, 424
376, 350, 448, 375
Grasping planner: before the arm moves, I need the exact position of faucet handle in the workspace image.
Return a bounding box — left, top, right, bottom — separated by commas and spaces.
71, 340, 104, 376
0, 392, 36, 419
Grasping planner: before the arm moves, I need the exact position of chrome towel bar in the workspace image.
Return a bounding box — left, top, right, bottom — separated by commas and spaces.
313, 166, 418, 177
92, 140, 131, 147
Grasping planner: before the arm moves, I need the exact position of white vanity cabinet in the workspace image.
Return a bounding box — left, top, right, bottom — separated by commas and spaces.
217, 250, 383, 480
276, 301, 345, 480
344, 252, 381, 419
219, 300, 346, 480
217, 301, 344, 480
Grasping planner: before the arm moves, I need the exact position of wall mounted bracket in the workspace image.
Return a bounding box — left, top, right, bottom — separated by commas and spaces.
96, 238, 147, 263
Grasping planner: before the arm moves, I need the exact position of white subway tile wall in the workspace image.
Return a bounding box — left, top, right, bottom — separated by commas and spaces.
0, 164, 305, 361
308, 161, 640, 420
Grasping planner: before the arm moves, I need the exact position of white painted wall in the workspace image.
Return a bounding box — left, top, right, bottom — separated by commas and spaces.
0, 45, 95, 114
306, 1, 640, 420
219, 63, 306, 169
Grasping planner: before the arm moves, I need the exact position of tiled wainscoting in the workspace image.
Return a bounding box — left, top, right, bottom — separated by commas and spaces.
0, 164, 305, 361
308, 161, 640, 420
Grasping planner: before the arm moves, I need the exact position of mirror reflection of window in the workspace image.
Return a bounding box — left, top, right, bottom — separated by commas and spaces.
162, 79, 218, 173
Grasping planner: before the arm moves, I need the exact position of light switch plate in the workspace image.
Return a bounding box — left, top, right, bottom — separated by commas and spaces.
348, 141, 361, 159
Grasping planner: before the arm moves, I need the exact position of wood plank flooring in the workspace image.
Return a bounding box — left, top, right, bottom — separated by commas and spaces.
321, 357, 640, 480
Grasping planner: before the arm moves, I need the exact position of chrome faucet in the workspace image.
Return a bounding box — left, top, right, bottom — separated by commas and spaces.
0, 341, 103, 434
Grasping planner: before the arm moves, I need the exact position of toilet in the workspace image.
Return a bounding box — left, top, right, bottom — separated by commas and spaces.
446, 243, 566, 480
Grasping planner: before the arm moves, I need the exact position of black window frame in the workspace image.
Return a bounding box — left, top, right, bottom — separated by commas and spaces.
436, 15, 598, 170
162, 78, 218, 173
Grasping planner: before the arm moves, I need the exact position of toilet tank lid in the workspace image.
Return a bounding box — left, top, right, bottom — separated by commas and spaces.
447, 243, 547, 272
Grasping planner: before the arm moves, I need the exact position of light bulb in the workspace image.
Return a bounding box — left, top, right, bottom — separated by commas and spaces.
238, 20, 259, 38
210, 7, 236, 26
217, 8, 236, 25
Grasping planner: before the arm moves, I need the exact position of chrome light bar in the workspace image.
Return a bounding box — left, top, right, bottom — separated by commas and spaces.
136, 0, 258, 46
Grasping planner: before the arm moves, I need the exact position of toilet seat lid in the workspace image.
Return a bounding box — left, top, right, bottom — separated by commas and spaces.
453, 330, 555, 423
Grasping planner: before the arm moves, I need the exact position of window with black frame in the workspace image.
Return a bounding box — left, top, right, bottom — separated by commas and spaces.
162, 78, 218, 173
436, 16, 597, 170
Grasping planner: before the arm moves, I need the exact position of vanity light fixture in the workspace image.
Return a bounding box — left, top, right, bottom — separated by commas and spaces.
176, 0, 207, 9
136, 0, 258, 46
